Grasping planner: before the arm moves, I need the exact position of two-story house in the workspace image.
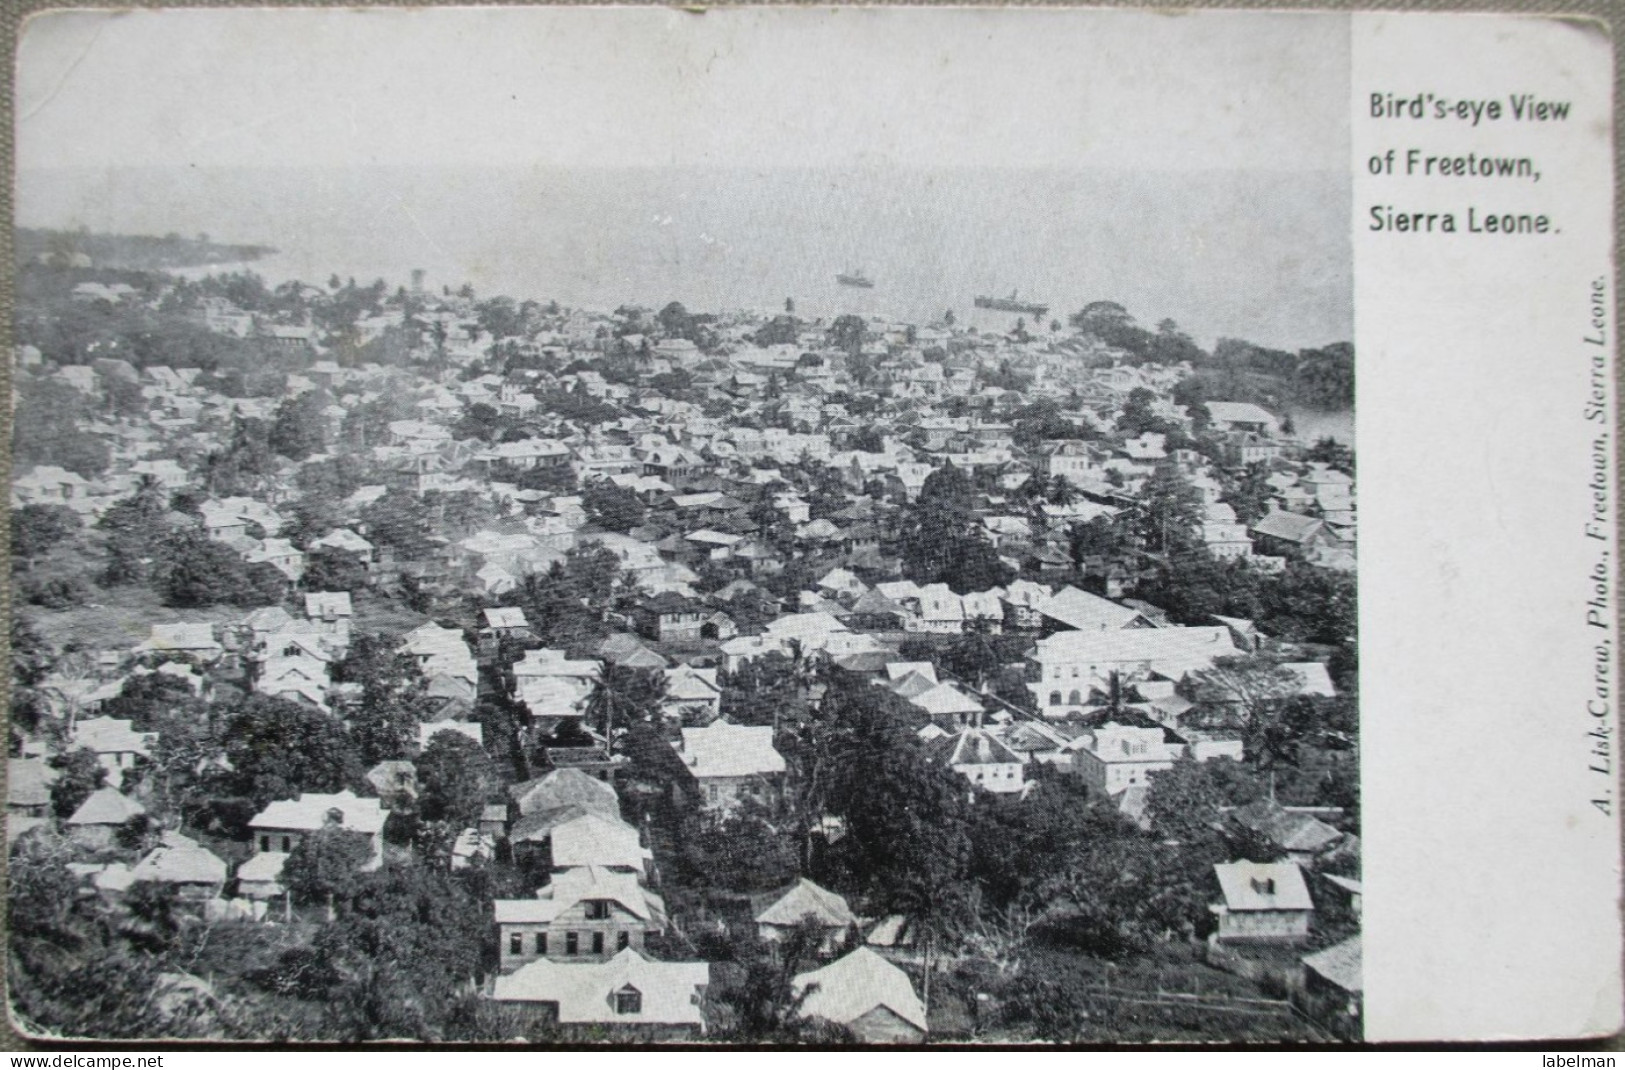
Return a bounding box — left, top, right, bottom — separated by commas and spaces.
1072, 722, 1182, 795
672, 721, 786, 810
494, 866, 667, 970
635, 593, 707, 643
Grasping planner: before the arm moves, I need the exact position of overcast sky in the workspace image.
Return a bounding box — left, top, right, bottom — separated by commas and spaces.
18, 7, 1348, 173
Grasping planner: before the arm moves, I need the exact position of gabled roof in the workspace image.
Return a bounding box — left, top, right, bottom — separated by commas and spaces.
793, 947, 928, 1033
1301, 935, 1362, 993
304, 592, 354, 618
909, 682, 985, 717
1227, 798, 1344, 854
753, 877, 856, 928
1036, 587, 1147, 631
491, 949, 709, 1028
1213, 861, 1313, 912
73, 717, 155, 757
549, 812, 652, 871
1251, 511, 1328, 543
249, 791, 385, 835
494, 866, 664, 924
885, 661, 937, 684
131, 834, 228, 886
68, 787, 146, 826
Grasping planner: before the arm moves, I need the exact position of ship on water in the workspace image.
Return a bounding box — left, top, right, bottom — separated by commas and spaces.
836, 268, 875, 289
975, 291, 1049, 317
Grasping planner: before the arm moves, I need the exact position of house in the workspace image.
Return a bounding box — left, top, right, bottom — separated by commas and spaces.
1324, 874, 1363, 918
256, 655, 330, 708
309, 528, 375, 565
753, 878, 858, 953
248, 791, 386, 870
1251, 510, 1338, 557
1300, 936, 1362, 1040
493, 866, 667, 969
792, 947, 929, 1044
1027, 626, 1237, 715
1040, 440, 1100, 480
907, 682, 986, 726
66, 788, 146, 849
923, 724, 1027, 795
661, 665, 722, 724
1036, 587, 1152, 633
1222, 798, 1347, 866
912, 584, 964, 634
990, 719, 1078, 768
482, 607, 532, 641
847, 589, 909, 631
1209, 861, 1314, 944
304, 592, 355, 646
235, 851, 289, 902
514, 673, 594, 725
246, 538, 305, 582
490, 948, 709, 1034
133, 623, 223, 663
549, 812, 653, 876
511, 768, 621, 821
1000, 579, 1054, 631
400, 623, 477, 684
7, 758, 55, 819
635, 593, 707, 643
130, 832, 228, 900
1205, 402, 1280, 436
1073, 723, 1183, 796
672, 721, 787, 810
14, 466, 90, 507
71, 717, 156, 788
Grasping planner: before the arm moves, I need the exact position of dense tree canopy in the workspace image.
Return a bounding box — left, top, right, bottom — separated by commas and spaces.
222, 695, 365, 807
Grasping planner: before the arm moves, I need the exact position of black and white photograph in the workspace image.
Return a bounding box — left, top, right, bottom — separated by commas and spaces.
18, 4, 1571, 1047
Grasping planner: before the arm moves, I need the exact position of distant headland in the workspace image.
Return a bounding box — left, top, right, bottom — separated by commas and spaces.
15, 227, 275, 273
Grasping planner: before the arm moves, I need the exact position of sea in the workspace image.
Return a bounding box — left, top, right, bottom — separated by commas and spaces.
18, 165, 1352, 353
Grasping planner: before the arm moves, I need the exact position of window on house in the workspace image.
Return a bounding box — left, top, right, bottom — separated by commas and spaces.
509, 933, 523, 955
1049, 691, 1062, 706
591, 932, 605, 955
615, 986, 643, 1015
536, 933, 547, 955
566, 932, 579, 955
1068, 690, 1081, 705
259, 835, 270, 852
281, 836, 292, 852
617, 932, 631, 951
584, 900, 610, 920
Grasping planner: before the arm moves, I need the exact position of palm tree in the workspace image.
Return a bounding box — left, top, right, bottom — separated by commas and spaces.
588, 664, 666, 750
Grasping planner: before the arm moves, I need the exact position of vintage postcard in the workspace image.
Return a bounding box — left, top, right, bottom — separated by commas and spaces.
4, 5, 1617, 1047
